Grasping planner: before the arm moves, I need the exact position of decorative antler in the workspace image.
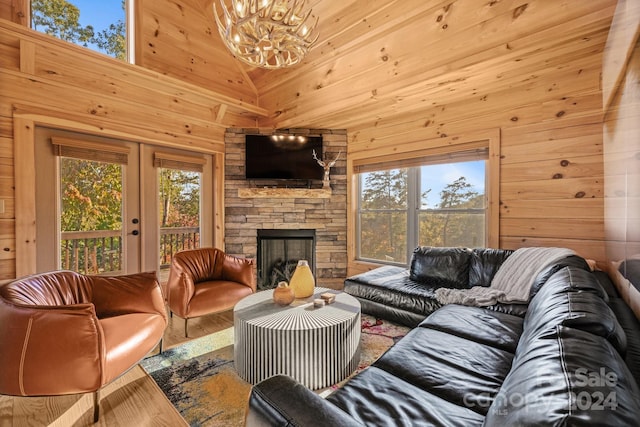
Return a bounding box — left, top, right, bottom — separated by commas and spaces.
313, 149, 343, 188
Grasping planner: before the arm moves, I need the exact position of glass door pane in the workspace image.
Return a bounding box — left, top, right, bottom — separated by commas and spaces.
59, 158, 124, 274
158, 168, 201, 281
35, 127, 141, 274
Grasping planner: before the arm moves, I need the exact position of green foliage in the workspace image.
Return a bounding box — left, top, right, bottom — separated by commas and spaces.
359, 170, 485, 263
31, 0, 126, 60
159, 169, 201, 228
360, 169, 408, 263
60, 158, 122, 231
91, 20, 126, 60
31, 0, 94, 44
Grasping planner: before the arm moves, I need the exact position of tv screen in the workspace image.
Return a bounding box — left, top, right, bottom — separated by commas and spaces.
245, 134, 323, 180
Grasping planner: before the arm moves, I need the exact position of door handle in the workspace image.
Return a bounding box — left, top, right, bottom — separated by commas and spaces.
130, 230, 140, 236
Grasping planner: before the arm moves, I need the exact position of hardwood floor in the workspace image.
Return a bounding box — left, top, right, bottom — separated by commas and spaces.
0, 309, 235, 427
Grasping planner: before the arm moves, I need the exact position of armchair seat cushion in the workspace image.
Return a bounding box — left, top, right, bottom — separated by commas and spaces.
100, 313, 166, 383
187, 280, 255, 318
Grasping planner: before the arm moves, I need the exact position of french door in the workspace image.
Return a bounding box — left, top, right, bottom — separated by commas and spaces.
34, 127, 213, 276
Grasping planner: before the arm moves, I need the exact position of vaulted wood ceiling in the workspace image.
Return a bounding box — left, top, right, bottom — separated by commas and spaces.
140, 0, 616, 134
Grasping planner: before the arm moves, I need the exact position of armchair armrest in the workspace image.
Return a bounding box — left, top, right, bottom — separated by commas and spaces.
0, 300, 104, 396
246, 375, 363, 427
222, 253, 256, 292
91, 271, 167, 320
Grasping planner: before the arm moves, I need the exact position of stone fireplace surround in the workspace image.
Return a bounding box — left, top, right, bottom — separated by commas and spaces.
224, 128, 348, 289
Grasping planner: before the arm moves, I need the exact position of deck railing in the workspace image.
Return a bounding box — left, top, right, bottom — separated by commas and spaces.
159, 227, 200, 267
60, 227, 200, 274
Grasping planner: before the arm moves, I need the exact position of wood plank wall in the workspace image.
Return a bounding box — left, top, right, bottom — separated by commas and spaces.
249, 0, 617, 270
0, 17, 263, 281
135, 0, 258, 105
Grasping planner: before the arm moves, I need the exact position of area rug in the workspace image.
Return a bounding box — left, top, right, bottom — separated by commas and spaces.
141, 314, 409, 426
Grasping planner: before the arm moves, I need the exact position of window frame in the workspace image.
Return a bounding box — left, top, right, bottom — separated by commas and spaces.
348, 131, 500, 270
28, 0, 135, 63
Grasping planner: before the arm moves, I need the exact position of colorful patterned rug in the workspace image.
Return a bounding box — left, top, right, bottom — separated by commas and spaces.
141, 314, 409, 426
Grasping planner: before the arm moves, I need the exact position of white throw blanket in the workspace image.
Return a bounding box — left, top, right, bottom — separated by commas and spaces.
435, 247, 576, 307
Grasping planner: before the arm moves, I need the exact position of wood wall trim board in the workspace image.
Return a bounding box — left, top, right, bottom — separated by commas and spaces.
11, 103, 226, 154
13, 116, 35, 277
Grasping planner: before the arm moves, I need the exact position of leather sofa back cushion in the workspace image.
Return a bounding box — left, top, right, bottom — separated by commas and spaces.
468, 248, 513, 287
0, 271, 93, 306
409, 247, 472, 288
523, 266, 626, 354
485, 326, 640, 426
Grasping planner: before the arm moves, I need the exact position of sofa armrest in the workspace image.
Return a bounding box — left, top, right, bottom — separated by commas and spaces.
0, 300, 104, 395
246, 375, 363, 427
91, 271, 167, 320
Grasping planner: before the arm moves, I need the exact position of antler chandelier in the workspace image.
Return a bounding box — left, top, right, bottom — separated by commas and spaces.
213, 0, 319, 69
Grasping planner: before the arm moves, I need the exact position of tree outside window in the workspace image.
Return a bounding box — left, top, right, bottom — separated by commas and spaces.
358, 160, 486, 265
31, 0, 126, 60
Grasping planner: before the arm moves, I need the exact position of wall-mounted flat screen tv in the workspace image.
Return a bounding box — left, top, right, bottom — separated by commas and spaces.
245, 134, 323, 180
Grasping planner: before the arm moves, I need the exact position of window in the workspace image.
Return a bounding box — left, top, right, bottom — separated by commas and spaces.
30, 0, 131, 62
357, 154, 487, 266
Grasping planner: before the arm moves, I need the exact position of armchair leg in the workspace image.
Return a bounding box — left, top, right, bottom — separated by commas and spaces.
184, 318, 188, 337
93, 390, 100, 423
158, 337, 164, 354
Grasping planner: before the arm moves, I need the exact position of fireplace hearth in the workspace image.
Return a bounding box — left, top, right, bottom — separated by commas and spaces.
257, 229, 316, 290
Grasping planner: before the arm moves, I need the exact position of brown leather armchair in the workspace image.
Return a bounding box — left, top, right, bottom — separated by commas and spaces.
166, 247, 255, 336
0, 270, 167, 422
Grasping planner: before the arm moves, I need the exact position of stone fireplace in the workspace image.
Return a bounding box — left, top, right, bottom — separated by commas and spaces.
224, 128, 347, 289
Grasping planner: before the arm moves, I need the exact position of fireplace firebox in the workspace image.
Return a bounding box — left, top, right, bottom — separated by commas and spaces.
256, 229, 316, 290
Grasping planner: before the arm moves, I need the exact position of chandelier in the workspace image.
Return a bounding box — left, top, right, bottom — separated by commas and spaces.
213, 0, 319, 69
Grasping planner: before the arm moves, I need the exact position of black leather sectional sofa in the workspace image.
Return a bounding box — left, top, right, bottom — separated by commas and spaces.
246, 247, 640, 426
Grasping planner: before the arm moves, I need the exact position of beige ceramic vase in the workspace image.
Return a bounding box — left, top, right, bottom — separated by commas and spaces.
289, 259, 315, 298
273, 281, 295, 306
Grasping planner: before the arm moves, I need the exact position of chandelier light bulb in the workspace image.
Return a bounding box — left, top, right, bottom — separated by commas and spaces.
214, 0, 319, 69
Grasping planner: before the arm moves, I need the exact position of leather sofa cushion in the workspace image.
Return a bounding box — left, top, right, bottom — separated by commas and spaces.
523, 267, 627, 355
468, 248, 513, 287
485, 326, 640, 426
409, 247, 472, 288
608, 297, 640, 387
528, 255, 592, 300
420, 304, 523, 353
344, 266, 440, 316
372, 326, 514, 415
327, 366, 485, 426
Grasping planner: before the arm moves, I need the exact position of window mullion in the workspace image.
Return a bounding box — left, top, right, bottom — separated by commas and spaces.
407, 167, 419, 263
